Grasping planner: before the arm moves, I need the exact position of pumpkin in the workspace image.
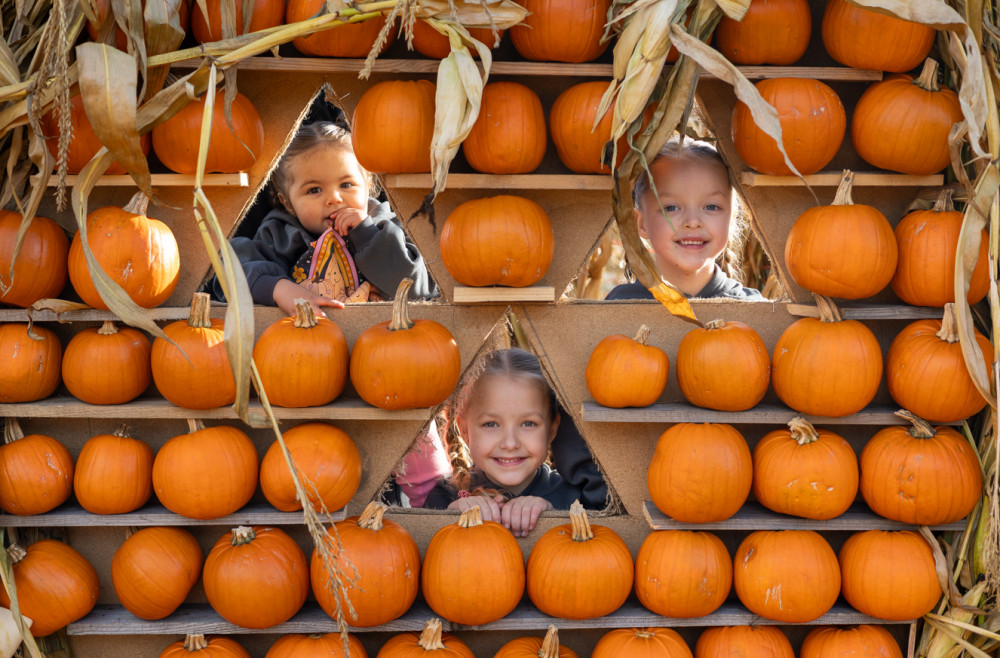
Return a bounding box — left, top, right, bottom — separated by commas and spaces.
350, 278, 461, 410
585, 325, 669, 408
549, 81, 623, 174
771, 295, 883, 417
821, 0, 935, 72
159, 634, 250, 657
411, 19, 501, 59
0, 322, 62, 403
351, 79, 435, 174
510, 0, 611, 63
261, 421, 361, 513
421, 506, 525, 625
676, 319, 769, 411
111, 526, 203, 620
733, 530, 841, 623
151, 89, 265, 175
150, 292, 236, 410
527, 500, 633, 619
0, 540, 99, 637
714, 0, 811, 65
86, 0, 190, 51
440, 195, 554, 287
860, 410, 982, 526
254, 299, 350, 407
0, 210, 69, 308
731, 77, 846, 176
203, 526, 309, 629
800, 625, 903, 658
62, 320, 152, 404
839, 529, 942, 620
694, 626, 794, 658
288, 3, 393, 56
192, 0, 286, 43
892, 189, 990, 306
462, 82, 546, 174
73, 424, 153, 514
851, 59, 963, 176
592, 628, 693, 658
635, 530, 732, 618
784, 170, 898, 299
647, 423, 752, 523
311, 502, 420, 627
267, 633, 367, 657
0, 418, 73, 515
495, 625, 578, 658
152, 423, 259, 520
376, 618, 474, 657
886, 305, 993, 422
40, 93, 152, 175
67, 192, 180, 310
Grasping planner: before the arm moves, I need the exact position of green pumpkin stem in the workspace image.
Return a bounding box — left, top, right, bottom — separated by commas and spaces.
913, 58, 940, 92
705, 319, 727, 331
812, 294, 843, 323
230, 526, 256, 546
787, 417, 820, 445
123, 191, 150, 216
458, 505, 483, 528
388, 278, 415, 332
540, 625, 561, 658
3, 418, 24, 443
932, 188, 955, 213
6, 544, 26, 564
895, 409, 936, 439
632, 324, 651, 345
831, 170, 855, 206
937, 304, 960, 344
183, 634, 209, 651
97, 320, 119, 336
292, 299, 319, 328
187, 292, 213, 329
569, 500, 594, 542
358, 501, 387, 531
417, 619, 447, 650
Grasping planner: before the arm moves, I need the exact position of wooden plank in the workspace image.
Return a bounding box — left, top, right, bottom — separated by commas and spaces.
642, 501, 967, 532
0, 307, 202, 323
453, 286, 556, 303
786, 304, 944, 320
45, 173, 248, 187
732, 66, 882, 81
739, 171, 944, 187
381, 174, 614, 190
0, 501, 344, 527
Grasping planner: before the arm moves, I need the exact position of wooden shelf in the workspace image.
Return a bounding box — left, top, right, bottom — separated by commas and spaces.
739, 171, 943, 187
643, 501, 967, 532
580, 402, 965, 426
453, 286, 555, 303
0, 306, 204, 323
0, 501, 344, 527
381, 173, 613, 190
786, 303, 944, 320
45, 173, 249, 187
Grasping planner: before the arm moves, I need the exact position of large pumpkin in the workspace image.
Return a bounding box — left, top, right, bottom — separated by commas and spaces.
267, 633, 367, 657
159, 634, 250, 658
495, 626, 578, 658
260, 422, 361, 513
73, 424, 153, 514
635, 530, 732, 618
421, 506, 525, 625
549, 81, 623, 174
771, 295, 883, 417
193, 0, 286, 43
784, 170, 898, 299
733, 530, 841, 623
648, 423, 752, 523
40, 93, 152, 175
0, 323, 62, 407
695, 626, 794, 658
592, 628, 693, 658
203, 526, 309, 629
111, 526, 203, 621
527, 501, 634, 619
351, 80, 435, 174
0, 211, 68, 308
731, 77, 846, 176
585, 325, 669, 408
350, 278, 461, 410
510, 0, 611, 63
462, 82, 546, 174
67, 192, 180, 310
860, 410, 982, 526
676, 319, 770, 411
151, 89, 265, 175
62, 320, 151, 405
288, 2, 393, 56
0, 418, 73, 515
800, 625, 903, 658
311, 502, 420, 627
376, 618, 474, 657
821, 0, 935, 72
714, 0, 811, 65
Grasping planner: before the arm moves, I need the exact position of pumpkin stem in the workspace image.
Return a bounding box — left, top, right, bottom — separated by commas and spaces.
831, 170, 855, 206
292, 299, 319, 328
895, 409, 936, 439
787, 417, 820, 445
6, 544, 26, 564
417, 618, 447, 650
358, 501, 387, 531
230, 526, 256, 546
3, 418, 24, 443
632, 324, 651, 345
635, 630, 656, 639
187, 418, 206, 433
705, 319, 726, 330
457, 505, 484, 528
113, 423, 131, 438
388, 278, 415, 332
913, 58, 940, 92
183, 634, 209, 651
812, 294, 843, 323
97, 320, 119, 336
937, 304, 960, 344
569, 500, 594, 542
187, 292, 213, 329
931, 188, 955, 213
123, 191, 150, 216
539, 625, 561, 658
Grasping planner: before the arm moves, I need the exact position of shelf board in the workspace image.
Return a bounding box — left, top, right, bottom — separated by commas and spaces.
739, 171, 943, 187
0, 501, 344, 527
0, 306, 205, 323
381, 173, 613, 190
786, 303, 944, 320
45, 173, 249, 187
453, 286, 555, 303
642, 501, 967, 532
580, 402, 964, 426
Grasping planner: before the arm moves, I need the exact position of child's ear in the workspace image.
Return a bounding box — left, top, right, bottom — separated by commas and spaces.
547, 412, 561, 444
276, 192, 294, 215
635, 207, 650, 239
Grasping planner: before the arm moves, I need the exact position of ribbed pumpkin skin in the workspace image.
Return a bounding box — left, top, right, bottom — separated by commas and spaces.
440, 195, 554, 287
695, 625, 794, 658
159, 636, 251, 657
351, 80, 435, 174
733, 530, 841, 623
289, 3, 392, 56
0, 540, 99, 637
647, 423, 752, 523
192, 0, 286, 43
111, 527, 203, 620
635, 530, 732, 618
549, 81, 621, 174
74, 429, 154, 514
821, 0, 935, 72
261, 422, 361, 513
592, 628, 694, 658
0, 432, 73, 515
731, 77, 846, 176
676, 320, 770, 411
376, 629, 474, 657
800, 625, 904, 658
151, 312, 236, 410
62, 323, 151, 404
714, 0, 811, 65
0, 211, 68, 308
411, 20, 501, 58
585, 331, 669, 408
860, 424, 982, 526
510, 0, 611, 63
152, 90, 264, 175
0, 322, 62, 402
253, 312, 349, 407
839, 530, 942, 620
40, 93, 151, 175
204, 526, 309, 629
463, 82, 546, 174
267, 633, 367, 657
152, 425, 259, 520
495, 634, 578, 658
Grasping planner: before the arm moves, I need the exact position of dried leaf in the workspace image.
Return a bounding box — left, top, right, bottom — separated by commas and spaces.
28, 298, 92, 316
0, 529, 45, 658
711, 0, 750, 21
140, 0, 187, 100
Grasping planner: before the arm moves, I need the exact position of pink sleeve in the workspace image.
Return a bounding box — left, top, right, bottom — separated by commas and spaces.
395, 419, 453, 508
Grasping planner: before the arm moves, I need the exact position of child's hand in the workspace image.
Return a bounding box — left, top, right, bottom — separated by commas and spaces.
500, 496, 552, 537
331, 208, 367, 236
272, 279, 345, 318
446, 494, 504, 522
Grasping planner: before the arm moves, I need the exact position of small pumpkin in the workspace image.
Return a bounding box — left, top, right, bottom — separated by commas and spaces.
0, 210, 68, 308
411, 19, 501, 59
351, 79, 435, 174
800, 625, 903, 658
821, 0, 935, 72
635, 530, 732, 618
40, 93, 152, 175
694, 626, 794, 658
193, 0, 286, 43
73, 424, 153, 515
159, 634, 251, 658
592, 628, 693, 658
495, 625, 578, 658
266, 633, 367, 657
376, 618, 474, 657
585, 325, 669, 408
288, 2, 394, 56
0, 322, 62, 403
462, 82, 546, 174
676, 319, 769, 411
0, 418, 74, 516
111, 526, 203, 621
62, 320, 152, 405
714, 0, 811, 65
510, 0, 611, 63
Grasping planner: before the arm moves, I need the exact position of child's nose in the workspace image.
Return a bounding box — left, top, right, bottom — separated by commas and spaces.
500, 430, 519, 449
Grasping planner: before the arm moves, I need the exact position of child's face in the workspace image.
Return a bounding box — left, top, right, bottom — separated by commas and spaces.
278, 143, 369, 235
459, 374, 560, 495
636, 155, 733, 288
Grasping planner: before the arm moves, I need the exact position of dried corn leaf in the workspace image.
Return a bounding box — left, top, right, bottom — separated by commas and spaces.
925, 617, 995, 658
138, 0, 186, 101
0, 528, 45, 658
413, 0, 528, 27
712, 0, 750, 21
0, 36, 19, 87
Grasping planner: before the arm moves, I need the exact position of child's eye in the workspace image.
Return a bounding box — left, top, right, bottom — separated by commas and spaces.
521, 420, 538, 428
340, 182, 354, 189
663, 204, 679, 213
705, 203, 723, 211
307, 186, 322, 195
481, 420, 498, 429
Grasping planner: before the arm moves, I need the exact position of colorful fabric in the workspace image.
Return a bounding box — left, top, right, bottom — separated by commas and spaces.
294, 227, 372, 303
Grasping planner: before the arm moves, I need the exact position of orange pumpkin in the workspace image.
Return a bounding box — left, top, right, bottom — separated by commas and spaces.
495, 626, 578, 658
714, 0, 811, 65
510, 0, 611, 63
73, 424, 153, 514
676, 319, 769, 411
585, 325, 669, 408
40, 93, 152, 175
351, 80, 435, 174
112, 526, 203, 621
549, 81, 623, 174
0, 418, 73, 515
288, 3, 393, 57
260, 422, 361, 513
193, 0, 286, 43
0, 322, 62, 403
0, 210, 69, 308
159, 634, 251, 657
377, 618, 474, 657
592, 628, 693, 658
800, 625, 903, 658
822, 0, 935, 72
635, 530, 732, 618
695, 626, 794, 658
62, 320, 151, 405
411, 19, 501, 59
462, 82, 546, 174
266, 633, 367, 657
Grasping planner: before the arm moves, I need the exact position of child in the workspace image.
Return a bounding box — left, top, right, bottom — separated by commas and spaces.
214, 121, 436, 315
606, 137, 767, 301
423, 348, 606, 537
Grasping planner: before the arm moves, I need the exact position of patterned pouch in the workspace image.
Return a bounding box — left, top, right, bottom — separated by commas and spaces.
293, 228, 372, 303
